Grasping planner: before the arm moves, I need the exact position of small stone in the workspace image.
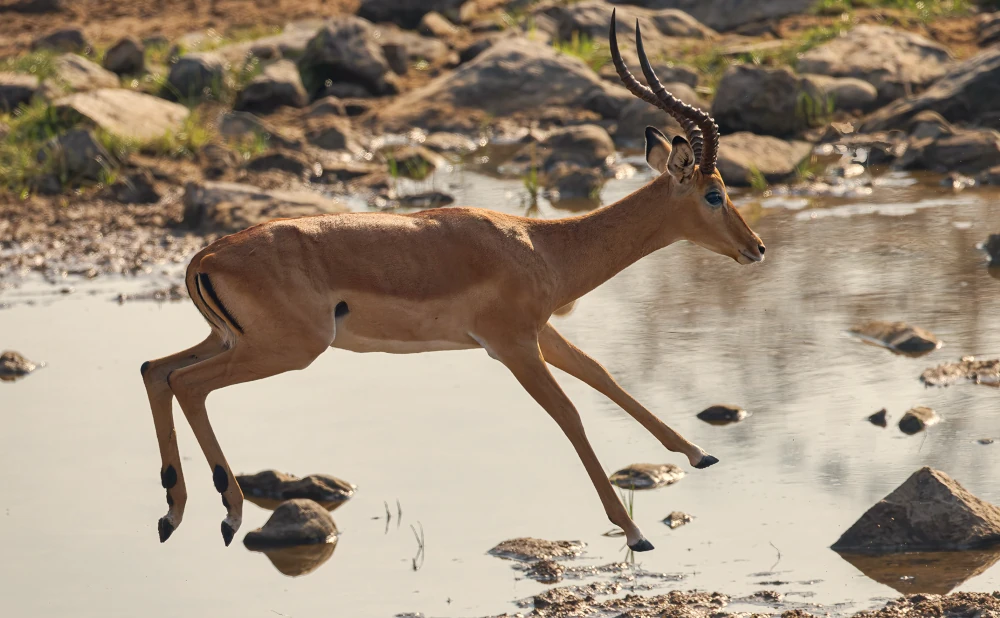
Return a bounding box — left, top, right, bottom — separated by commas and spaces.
898, 406, 940, 436
306, 116, 364, 153
847, 320, 942, 357
108, 169, 160, 204
39, 129, 113, 182
609, 463, 685, 490
304, 96, 347, 118
697, 404, 748, 425
868, 408, 889, 428
243, 499, 338, 549
0, 350, 39, 381
103, 37, 145, 75
245, 150, 310, 176
981, 234, 1000, 266
419, 12, 458, 39
546, 164, 603, 201
0, 73, 40, 112
236, 470, 356, 510
166, 52, 226, 101
524, 559, 565, 584
662, 511, 693, 529
488, 538, 585, 562
979, 438, 995, 446
234, 59, 308, 114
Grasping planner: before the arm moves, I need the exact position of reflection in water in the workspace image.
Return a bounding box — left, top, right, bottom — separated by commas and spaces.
248, 537, 339, 577
836, 549, 1000, 594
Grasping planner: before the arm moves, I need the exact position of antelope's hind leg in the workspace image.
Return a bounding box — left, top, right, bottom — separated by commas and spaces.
538, 323, 717, 469
141, 334, 226, 543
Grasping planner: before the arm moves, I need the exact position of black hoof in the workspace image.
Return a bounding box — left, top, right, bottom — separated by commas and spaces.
158, 517, 174, 543
221, 521, 235, 547
629, 538, 655, 552
694, 455, 719, 469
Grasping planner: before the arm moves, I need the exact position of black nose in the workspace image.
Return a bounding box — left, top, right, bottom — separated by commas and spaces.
758, 244, 766, 254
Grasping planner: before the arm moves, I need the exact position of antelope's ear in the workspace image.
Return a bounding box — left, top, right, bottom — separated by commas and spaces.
665, 135, 695, 181
644, 126, 672, 174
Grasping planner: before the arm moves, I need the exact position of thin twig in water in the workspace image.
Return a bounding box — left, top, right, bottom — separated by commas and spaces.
411, 522, 426, 571
384, 500, 392, 534
769, 541, 782, 570
397, 498, 403, 528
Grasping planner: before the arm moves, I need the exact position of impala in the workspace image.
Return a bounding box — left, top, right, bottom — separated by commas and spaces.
140, 10, 765, 552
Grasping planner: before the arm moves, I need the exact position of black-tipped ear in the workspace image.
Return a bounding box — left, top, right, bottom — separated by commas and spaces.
644, 126, 671, 174
666, 134, 695, 180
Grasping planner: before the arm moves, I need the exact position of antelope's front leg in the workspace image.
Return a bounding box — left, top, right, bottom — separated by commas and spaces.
538, 323, 717, 469
489, 336, 653, 551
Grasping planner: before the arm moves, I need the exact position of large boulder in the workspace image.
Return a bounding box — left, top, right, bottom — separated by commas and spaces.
53, 89, 189, 141
797, 25, 953, 103
243, 499, 338, 549
298, 16, 400, 99
831, 467, 1000, 553
606, 0, 814, 32
234, 60, 308, 114
861, 47, 1000, 133
0, 73, 39, 111
103, 37, 145, 75
712, 65, 826, 137
801, 74, 878, 113
39, 129, 113, 182
357, 0, 466, 29
376, 38, 629, 132
542, 1, 715, 45
31, 28, 88, 53
180, 181, 350, 232
44, 54, 120, 95
716, 132, 813, 186
167, 53, 226, 101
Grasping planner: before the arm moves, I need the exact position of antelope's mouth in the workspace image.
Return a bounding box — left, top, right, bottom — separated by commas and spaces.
738, 249, 763, 264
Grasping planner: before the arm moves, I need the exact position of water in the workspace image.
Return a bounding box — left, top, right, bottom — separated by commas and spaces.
2, 161, 999, 618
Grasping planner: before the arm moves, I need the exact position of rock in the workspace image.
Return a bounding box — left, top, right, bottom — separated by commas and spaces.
44, 54, 120, 95
980, 166, 1000, 186
541, 124, 616, 170
312, 159, 381, 184
199, 143, 240, 179
981, 439, 996, 446
899, 127, 1000, 175
31, 28, 88, 53
108, 169, 160, 204
103, 37, 145, 75
524, 560, 565, 584
243, 499, 338, 549
662, 511, 693, 529
801, 74, 878, 113
167, 52, 226, 101
235, 59, 308, 114
0, 73, 39, 111
846, 320, 942, 356
235, 470, 356, 510
357, 0, 466, 30
609, 463, 685, 490
712, 65, 826, 137
831, 467, 1000, 552
306, 116, 364, 153
608, 0, 813, 32
298, 16, 400, 99
598, 61, 699, 88
212, 23, 322, 65
39, 129, 113, 182
419, 12, 459, 38
898, 406, 940, 435
983, 234, 1000, 266
868, 408, 888, 428
54, 89, 189, 141
715, 133, 813, 187
978, 11, 1000, 48
180, 181, 349, 232
304, 96, 347, 118
422, 131, 480, 154
615, 83, 707, 142
920, 356, 1000, 388
378, 26, 455, 69
696, 404, 747, 425
798, 25, 952, 103
381, 145, 446, 179
381, 43, 409, 75
546, 163, 604, 201
488, 538, 586, 562
394, 191, 456, 209
862, 47, 1000, 133
217, 111, 300, 150
3, 0, 63, 13
0, 350, 39, 381
375, 38, 628, 132
245, 150, 311, 176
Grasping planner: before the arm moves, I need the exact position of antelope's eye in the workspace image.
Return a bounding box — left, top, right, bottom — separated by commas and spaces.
705, 192, 724, 207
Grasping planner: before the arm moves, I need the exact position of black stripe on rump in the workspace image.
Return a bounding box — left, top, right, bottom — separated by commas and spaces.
198, 273, 244, 334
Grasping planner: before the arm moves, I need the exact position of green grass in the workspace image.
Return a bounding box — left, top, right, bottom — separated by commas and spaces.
141, 112, 212, 158
0, 100, 75, 195
233, 130, 271, 160
0, 50, 60, 80
796, 89, 836, 127
813, 0, 973, 19
748, 166, 769, 192
553, 32, 608, 72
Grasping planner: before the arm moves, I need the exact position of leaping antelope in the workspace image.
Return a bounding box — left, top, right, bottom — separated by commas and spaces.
140, 11, 765, 552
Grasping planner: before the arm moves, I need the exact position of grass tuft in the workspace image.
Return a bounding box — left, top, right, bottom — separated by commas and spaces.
554, 32, 608, 73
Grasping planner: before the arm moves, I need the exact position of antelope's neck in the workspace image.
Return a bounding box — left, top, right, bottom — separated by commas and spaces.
532, 180, 684, 308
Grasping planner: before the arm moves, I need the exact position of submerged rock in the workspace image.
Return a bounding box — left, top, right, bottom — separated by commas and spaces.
0, 351, 40, 381
609, 463, 685, 490
868, 408, 888, 428
981, 233, 1000, 267
662, 511, 693, 529
838, 548, 1000, 595
832, 467, 1000, 553
524, 559, 565, 584
243, 499, 338, 549
697, 404, 748, 425
898, 406, 939, 435
252, 540, 338, 577
920, 356, 1000, 388
488, 538, 586, 562
846, 320, 942, 357
236, 470, 356, 510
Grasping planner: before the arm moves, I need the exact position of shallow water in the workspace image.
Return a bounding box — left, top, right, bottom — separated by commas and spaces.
2, 160, 1000, 617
